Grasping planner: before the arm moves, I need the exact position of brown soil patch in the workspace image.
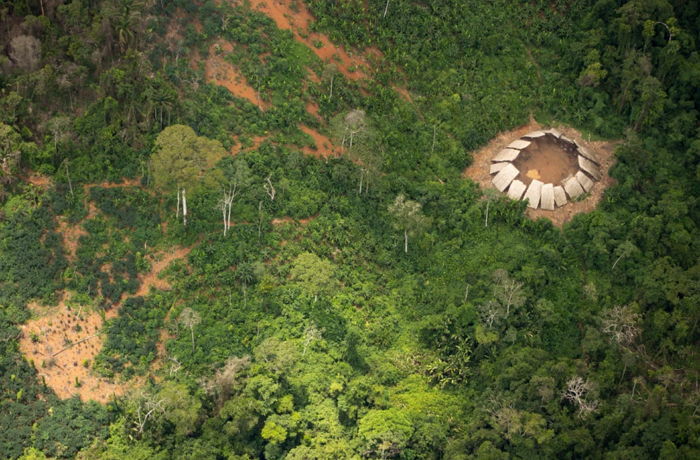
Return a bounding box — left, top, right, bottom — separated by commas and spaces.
299, 124, 341, 158
393, 85, 413, 103
271, 214, 317, 225
250, 0, 373, 80
306, 101, 322, 121
231, 135, 269, 155
56, 217, 87, 262
26, 173, 51, 188
19, 246, 192, 403
462, 118, 617, 227
19, 293, 134, 403
85, 178, 140, 190
205, 41, 266, 108
512, 136, 578, 186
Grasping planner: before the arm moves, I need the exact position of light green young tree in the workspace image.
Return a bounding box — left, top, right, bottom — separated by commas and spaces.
290, 252, 335, 302
150, 124, 225, 225
388, 194, 430, 253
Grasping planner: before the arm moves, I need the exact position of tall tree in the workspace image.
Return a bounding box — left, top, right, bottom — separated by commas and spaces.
290, 252, 335, 302
218, 157, 252, 236
150, 125, 225, 225
388, 194, 430, 253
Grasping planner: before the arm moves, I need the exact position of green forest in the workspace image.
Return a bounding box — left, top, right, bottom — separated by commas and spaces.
0, 0, 698, 458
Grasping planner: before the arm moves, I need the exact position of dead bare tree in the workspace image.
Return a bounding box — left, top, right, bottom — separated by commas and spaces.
178, 307, 201, 352
9, 35, 41, 71
302, 324, 323, 356
602, 305, 641, 347
492, 269, 525, 317
133, 392, 165, 436
219, 185, 236, 236
264, 175, 276, 201
201, 355, 250, 409
563, 376, 599, 417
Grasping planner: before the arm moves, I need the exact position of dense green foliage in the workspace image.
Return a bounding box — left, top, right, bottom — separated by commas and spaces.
0, 0, 698, 458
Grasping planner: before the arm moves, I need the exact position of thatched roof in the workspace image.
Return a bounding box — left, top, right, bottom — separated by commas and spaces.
576, 144, 601, 165
523, 179, 543, 209
507, 179, 527, 200
506, 139, 531, 150
491, 163, 519, 192
523, 131, 546, 139
575, 170, 594, 192
490, 162, 508, 174
540, 183, 555, 210
559, 134, 574, 144
563, 176, 584, 199
492, 148, 520, 162
578, 155, 601, 180
553, 185, 567, 207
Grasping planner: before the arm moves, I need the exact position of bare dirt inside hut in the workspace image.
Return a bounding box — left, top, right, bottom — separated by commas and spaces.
512, 135, 579, 185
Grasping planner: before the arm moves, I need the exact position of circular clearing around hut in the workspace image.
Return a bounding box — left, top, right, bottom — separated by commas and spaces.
462, 120, 617, 227
512, 135, 578, 186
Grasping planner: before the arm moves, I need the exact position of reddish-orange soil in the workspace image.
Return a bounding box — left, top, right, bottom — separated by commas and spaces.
513, 136, 579, 186
26, 173, 51, 188
19, 246, 192, 403
299, 124, 341, 158
231, 135, 269, 155
56, 218, 87, 262
462, 119, 617, 227
306, 101, 322, 121
393, 85, 413, 103
20, 294, 130, 403
250, 0, 371, 81
205, 41, 266, 108
271, 214, 317, 225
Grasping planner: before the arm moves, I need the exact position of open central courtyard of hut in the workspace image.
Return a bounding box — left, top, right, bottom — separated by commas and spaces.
512, 135, 579, 185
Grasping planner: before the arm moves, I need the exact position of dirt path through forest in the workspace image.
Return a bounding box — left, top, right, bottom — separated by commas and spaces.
463, 119, 617, 227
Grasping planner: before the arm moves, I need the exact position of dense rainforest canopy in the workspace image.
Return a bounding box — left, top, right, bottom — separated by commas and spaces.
0, 0, 698, 458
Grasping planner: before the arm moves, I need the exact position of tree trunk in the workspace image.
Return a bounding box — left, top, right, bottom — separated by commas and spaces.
329, 75, 334, 100
612, 253, 624, 270
190, 326, 195, 352
226, 197, 232, 234
182, 188, 187, 226
485, 200, 490, 227
222, 200, 228, 236
383, 0, 391, 18
176, 189, 180, 220
65, 160, 74, 198
257, 201, 263, 239
358, 170, 363, 194
404, 229, 408, 254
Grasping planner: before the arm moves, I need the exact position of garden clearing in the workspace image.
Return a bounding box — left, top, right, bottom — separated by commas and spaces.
19, 247, 190, 403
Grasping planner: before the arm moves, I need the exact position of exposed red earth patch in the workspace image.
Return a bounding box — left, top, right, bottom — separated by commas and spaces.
231, 135, 270, 155
205, 41, 267, 109
299, 124, 341, 158
250, 0, 371, 81
306, 101, 322, 121
19, 247, 191, 403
